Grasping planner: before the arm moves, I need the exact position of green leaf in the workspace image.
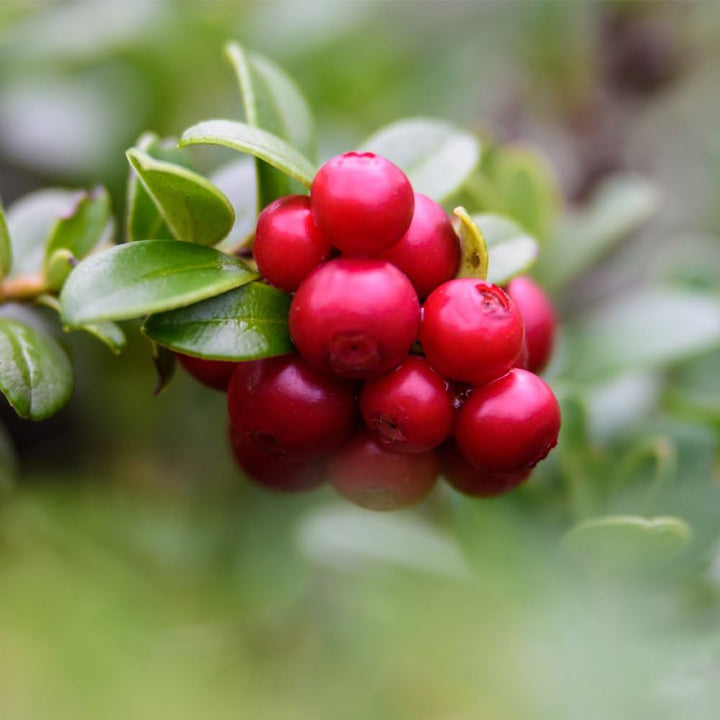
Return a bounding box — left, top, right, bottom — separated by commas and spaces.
180, 120, 316, 189
210, 158, 258, 253
453, 207, 488, 280
43, 186, 112, 270
568, 288, 720, 381
126, 149, 234, 246
0, 318, 73, 420
0, 200, 12, 279
359, 118, 481, 203
536, 175, 659, 290
44, 249, 76, 292
151, 342, 176, 396
60, 240, 258, 327
143, 282, 292, 361
474, 213, 539, 286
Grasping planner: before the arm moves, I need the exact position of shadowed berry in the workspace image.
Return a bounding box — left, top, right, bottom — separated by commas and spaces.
177, 354, 236, 391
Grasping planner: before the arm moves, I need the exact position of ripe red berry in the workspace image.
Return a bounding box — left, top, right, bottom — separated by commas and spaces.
177, 353, 236, 391
311, 152, 414, 256
419, 279, 524, 385
289, 258, 420, 379
441, 441, 531, 498
380, 193, 460, 298
328, 429, 439, 511
506, 276, 556, 374
229, 423, 325, 492
359, 356, 454, 453
227, 355, 357, 461
454, 369, 561, 474
253, 194, 330, 292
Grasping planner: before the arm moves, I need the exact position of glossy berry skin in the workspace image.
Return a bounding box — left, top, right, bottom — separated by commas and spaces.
311, 152, 414, 256
328, 429, 439, 511
441, 441, 531, 498
229, 423, 325, 493
380, 193, 460, 298
253, 195, 330, 292
419, 279, 525, 385
177, 354, 236, 391
227, 355, 357, 461
359, 356, 454, 453
454, 369, 561, 474
506, 276, 557, 374
289, 258, 420, 380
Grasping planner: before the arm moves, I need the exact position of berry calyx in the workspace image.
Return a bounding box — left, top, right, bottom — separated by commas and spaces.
359, 356, 454, 453
177, 354, 236, 391
419, 278, 525, 385
328, 429, 439, 511
289, 258, 420, 380
454, 369, 561, 474
253, 195, 330, 292
227, 355, 357, 461
311, 152, 414, 256
380, 193, 460, 298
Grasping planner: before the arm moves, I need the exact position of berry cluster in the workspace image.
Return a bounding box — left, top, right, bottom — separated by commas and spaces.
179, 152, 561, 510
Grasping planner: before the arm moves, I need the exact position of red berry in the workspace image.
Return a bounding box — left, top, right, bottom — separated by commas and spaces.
227, 355, 357, 461
380, 193, 460, 298
289, 258, 420, 379
177, 353, 236, 391
253, 195, 330, 292
229, 423, 324, 492
311, 152, 414, 256
328, 429, 439, 511
454, 369, 561, 474
506, 276, 557, 374
419, 279, 524, 385
359, 356, 454, 453
441, 441, 530, 498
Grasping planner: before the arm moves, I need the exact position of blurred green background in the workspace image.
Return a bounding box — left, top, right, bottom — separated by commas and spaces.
1, 1, 720, 718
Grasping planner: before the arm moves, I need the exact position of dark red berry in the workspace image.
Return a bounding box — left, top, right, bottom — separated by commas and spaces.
253, 194, 330, 292
229, 423, 325, 492
454, 369, 561, 474
311, 152, 414, 256
419, 279, 524, 385
380, 193, 460, 298
441, 441, 530, 498
289, 258, 420, 379
177, 353, 236, 391
328, 429, 439, 511
359, 356, 454, 453
227, 355, 357, 461
506, 276, 557, 374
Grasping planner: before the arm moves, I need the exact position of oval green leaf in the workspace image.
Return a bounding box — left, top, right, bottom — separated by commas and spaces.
473, 213, 539, 285
453, 207, 488, 280
60, 240, 258, 327
359, 118, 480, 203
143, 282, 292, 361
180, 120, 316, 189
0, 201, 12, 279
0, 318, 73, 420
44, 248, 76, 292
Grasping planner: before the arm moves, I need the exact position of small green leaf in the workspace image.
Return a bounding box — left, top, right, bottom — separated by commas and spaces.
0, 200, 12, 279
126, 149, 234, 246
60, 240, 258, 327
0, 318, 73, 420
44, 248, 76, 292
143, 282, 292, 361
180, 120, 316, 189
210, 158, 258, 253
43, 186, 112, 269
473, 213, 539, 285
453, 207, 488, 280
151, 341, 176, 396
359, 118, 480, 203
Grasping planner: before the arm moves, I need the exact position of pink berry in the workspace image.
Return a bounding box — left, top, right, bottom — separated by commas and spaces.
328, 429, 439, 511
253, 195, 330, 292
359, 356, 454, 453
419, 278, 524, 385
289, 258, 420, 379
227, 355, 357, 461
380, 193, 460, 298
177, 353, 236, 391
454, 369, 561, 474
311, 152, 414, 256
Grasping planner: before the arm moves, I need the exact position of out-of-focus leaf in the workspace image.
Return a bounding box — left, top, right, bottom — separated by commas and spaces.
0, 201, 12, 279
210, 158, 258, 253
473, 213, 539, 285
453, 207, 488, 280
60, 240, 258, 327
665, 349, 720, 424
143, 282, 292, 360
0, 318, 73, 420
44, 248, 76, 292
359, 118, 480, 203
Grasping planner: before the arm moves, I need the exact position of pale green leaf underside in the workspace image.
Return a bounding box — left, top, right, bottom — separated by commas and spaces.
473, 213, 539, 285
